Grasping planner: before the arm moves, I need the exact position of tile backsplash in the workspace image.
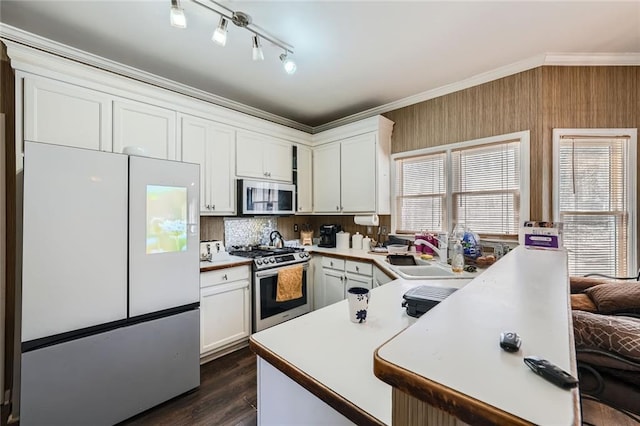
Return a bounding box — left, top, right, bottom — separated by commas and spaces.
223, 217, 277, 247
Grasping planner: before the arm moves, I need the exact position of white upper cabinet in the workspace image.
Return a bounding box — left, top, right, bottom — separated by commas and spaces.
180, 114, 236, 215
296, 145, 313, 213
341, 133, 376, 212
313, 143, 341, 213
23, 77, 113, 151
312, 115, 394, 214
236, 131, 292, 182
113, 99, 176, 160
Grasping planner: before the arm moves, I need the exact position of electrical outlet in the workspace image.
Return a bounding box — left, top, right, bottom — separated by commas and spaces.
294, 224, 299, 232
380, 226, 388, 235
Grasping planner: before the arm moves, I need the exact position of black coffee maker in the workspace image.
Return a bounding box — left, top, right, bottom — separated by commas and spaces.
318, 224, 342, 248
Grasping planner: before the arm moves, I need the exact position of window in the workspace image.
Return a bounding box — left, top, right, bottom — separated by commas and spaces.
553, 129, 637, 277
394, 152, 446, 233
392, 131, 530, 237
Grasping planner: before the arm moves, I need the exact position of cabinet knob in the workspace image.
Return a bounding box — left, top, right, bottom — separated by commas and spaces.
222, 274, 228, 280
212, 204, 215, 210
356, 266, 359, 272
263, 172, 268, 177
267, 172, 271, 177
330, 261, 334, 267
336, 206, 339, 211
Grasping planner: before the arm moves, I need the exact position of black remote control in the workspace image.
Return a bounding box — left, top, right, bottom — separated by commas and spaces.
523, 356, 578, 389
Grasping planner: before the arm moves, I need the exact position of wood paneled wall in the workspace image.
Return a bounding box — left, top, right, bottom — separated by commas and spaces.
540, 66, 639, 218
383, 66, 639, 222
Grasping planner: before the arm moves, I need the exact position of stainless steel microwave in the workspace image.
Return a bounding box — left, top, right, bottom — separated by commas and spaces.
237, 179, 296, 216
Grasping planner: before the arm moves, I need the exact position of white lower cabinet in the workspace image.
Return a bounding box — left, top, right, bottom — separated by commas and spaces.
318, 257, 373, 309
324, 269, 346, 307
200, 266, 251, 357
373, 266, 393, 287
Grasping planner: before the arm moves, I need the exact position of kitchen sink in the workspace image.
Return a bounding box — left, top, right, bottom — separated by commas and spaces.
389, 261, 476, 280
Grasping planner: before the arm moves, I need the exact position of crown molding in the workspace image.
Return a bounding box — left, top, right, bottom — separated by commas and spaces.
544, 52, 640, 65
0, 23, 313, 134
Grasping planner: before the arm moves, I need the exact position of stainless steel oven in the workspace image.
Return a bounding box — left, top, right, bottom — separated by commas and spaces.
228, 246, 311, 332
254, 262, 310, 332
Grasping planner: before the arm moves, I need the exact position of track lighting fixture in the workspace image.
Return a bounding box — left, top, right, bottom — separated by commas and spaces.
252, 35, 264, 61
280, 52, 297, 75
169, 0, 186, 28
177, 0, 296, 74
212, 16, 228, 46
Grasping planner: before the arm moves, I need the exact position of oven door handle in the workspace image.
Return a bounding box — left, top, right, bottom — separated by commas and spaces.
255, 263, 308, 279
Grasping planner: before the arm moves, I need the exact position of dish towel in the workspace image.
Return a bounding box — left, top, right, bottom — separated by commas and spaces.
276, 264, 303, 302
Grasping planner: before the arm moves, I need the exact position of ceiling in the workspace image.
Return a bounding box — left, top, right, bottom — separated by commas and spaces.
1, 1, 639, 132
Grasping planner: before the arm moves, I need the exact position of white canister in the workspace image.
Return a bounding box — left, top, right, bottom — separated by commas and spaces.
336, 231, 350, 250
362, 236, 371, 251
352, 232, 364, 250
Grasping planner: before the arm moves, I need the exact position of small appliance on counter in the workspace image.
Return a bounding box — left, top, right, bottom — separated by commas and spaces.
318, 224, 342, 248
300, 224, 313, 246
200, 240, 228, 262
401, 285, 458, 318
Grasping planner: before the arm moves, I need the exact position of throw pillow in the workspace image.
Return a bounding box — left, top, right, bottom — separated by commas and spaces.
573, 310, 640, 363
570, 294, 598, 312
585, 282, 640, 314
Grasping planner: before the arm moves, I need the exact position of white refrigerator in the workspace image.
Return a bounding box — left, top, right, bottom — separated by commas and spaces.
20, 141, 200, 425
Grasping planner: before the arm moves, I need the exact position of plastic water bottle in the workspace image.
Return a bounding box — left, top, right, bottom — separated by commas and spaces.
452, 239, 464, 273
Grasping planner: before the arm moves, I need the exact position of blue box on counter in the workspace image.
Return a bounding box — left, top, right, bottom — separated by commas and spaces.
520, 221, 563, 250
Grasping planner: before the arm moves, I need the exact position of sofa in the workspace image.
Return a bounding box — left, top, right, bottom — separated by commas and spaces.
569, 276, 640, 417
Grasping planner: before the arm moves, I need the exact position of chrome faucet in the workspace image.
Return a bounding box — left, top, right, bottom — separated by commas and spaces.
414, 238, 448, 263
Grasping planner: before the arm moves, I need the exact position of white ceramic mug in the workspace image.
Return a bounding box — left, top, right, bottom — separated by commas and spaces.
347, 287, 370, 323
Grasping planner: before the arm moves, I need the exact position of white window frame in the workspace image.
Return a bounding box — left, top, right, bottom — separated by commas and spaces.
391, 130, 530, 237
552, 128, 638, 277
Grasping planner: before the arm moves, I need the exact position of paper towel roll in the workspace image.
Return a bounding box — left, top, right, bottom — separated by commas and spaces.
354, 215, 379, 226
336, 232, 350, 250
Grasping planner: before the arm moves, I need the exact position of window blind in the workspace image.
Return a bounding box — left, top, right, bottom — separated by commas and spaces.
557, 137, 628, 276
451, 141, 520, 235
395, 153, 446, 233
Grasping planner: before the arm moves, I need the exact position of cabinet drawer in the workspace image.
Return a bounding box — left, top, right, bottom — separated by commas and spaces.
345, 260, 372, 276
201, 266, 250, 288
321, 257, 345, 270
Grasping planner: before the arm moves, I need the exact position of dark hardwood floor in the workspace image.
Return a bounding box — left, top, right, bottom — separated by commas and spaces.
119, 346, 257, 426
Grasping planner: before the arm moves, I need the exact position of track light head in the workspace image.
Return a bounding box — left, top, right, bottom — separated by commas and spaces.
252, 35, 264, 61
280, 53, 297, 75
185, 0, 295, 73
212, 16, 228, 46
170, 0, 187, 28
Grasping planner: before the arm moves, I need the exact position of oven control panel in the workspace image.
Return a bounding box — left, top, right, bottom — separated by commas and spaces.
254, 252, 310, 270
